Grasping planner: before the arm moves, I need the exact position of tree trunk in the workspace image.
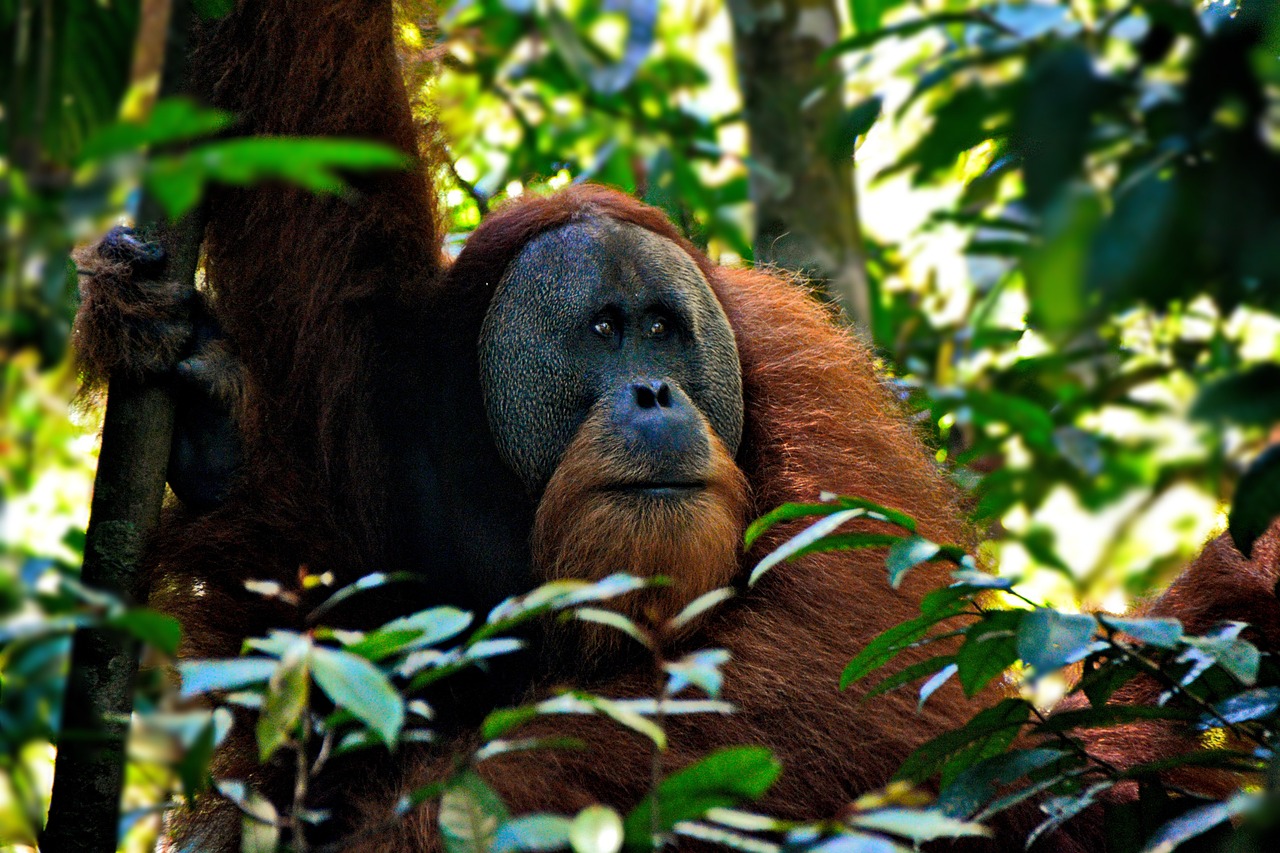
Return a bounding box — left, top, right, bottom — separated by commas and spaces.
42, 2, 201, 849
727, 0, 871, 329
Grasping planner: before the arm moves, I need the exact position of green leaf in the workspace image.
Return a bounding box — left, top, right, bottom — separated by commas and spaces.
492, 814, 574, 853
1078, 657, 1141, 708
1195, 687, 1280, 729
144, 136, 408, 219
894, 698, 1030, 785
77, 98, 234, 162
192, 0, 235, 20
1098, 616, 1184, 649
108, 608, 181, 655
886, 536, 941, 588
257, 648, 309, 761
956, 617, 1020, 698
664, 649, 731, 698
841, 594, 970, 689
1016, 609, 1099, 676
1036, 705, 1195, 735
824, 12, 983, 57
749, 508, 866, 584
744, 496, 916, 550
1027, 782, 1112, 848
827, 96, 883, 163
570, 608, 651, 648
441, 771, 511, 853
307, 571, 425, 624
310, 645, 404, 746
623, 746, 780, 850
918, 663, 959, 710
175, 712, 220, 799
863, 654, 956, 701
937, 748, 1069, 819
178, 658, 278, 698
482, 706, 541, 741
1190, 365, 1280, 427
1229, 444, 1280, 558
569, 805, 624, 853
847, 808, 989, 842
1179, 624, 1261, 687
1141, 791, 1263, 853
581, 695, 667, 749
378, 607, 474, 649
669, 588, 734, 631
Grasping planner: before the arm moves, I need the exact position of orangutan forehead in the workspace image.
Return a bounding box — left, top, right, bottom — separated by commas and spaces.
499, 216, 716, 312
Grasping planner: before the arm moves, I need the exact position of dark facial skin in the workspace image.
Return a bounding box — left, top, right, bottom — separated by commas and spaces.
479, 217, 744, 497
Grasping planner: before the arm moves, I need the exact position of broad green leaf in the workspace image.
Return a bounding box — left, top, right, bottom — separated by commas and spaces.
492, 814, 574, 853
1229, 444, 1280, 558
623, 746, 780, 849
474, 737, 587, 763
1195, 687, 1280, 729
378, 607, 474, 648
1098, 616, 1183, 649
957, 610, 1022, 696
482, 706, 541, 741
863, 654, 956, 701
894, 699, 1030, 785
1142, 791, 1263, 853
256, 648, 309, 761
1178, 624, 1260, 687
342, 629, 430, 662
440, 771, 510, 853
842, 594, 970, 689
144, 136, 408, 219
1016, 609, 1099, 676
750, 509, 867, 585
108, 608, 181, 655
745, 496, 916, 549
886, 536, 941, 588
77, 99, 233, 162
1037, 705, 1195, 735
1078, 657, 1141, 708
178, 658, 278, 698
310, 645, 404, 746
583, 695, 666, 749
664, 649, 731, 698
937, 748, 1069, 819
1190, 365, 1280, 427
569, 805, 624, 853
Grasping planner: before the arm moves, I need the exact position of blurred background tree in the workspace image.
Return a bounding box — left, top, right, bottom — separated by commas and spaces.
2, 0, 1279, 848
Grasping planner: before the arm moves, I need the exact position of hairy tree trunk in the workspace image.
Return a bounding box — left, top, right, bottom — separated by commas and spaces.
42, 2, 200, 849
727, 0, 871, 329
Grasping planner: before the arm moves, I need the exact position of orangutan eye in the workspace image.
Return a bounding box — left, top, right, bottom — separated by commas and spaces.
646, 317, 669, 339
592, 319, 615, 338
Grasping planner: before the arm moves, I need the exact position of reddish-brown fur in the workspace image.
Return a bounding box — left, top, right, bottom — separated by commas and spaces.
70, 2, 1280, 850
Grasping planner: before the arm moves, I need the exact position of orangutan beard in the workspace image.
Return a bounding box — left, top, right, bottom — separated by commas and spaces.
530, 411, 750, 658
